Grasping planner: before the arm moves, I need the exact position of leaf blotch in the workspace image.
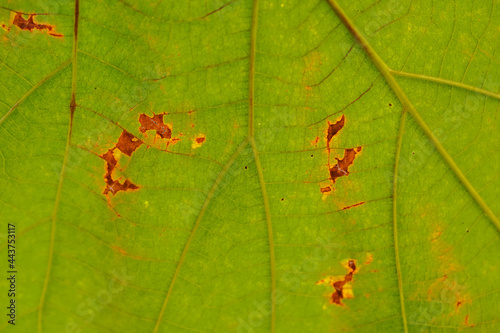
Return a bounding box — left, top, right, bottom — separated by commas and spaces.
317, 259, 357, 306
321, 115, 363, 192
327, 115, 345, 145
9, 12, 63, 37
139, 113, 172, 139
99, 130, 142, 196
116, 130, 143, 156
139, 112, 181, 148
192, 134, 206, 149
330, 147, 362, 184
320, 186, 332, 193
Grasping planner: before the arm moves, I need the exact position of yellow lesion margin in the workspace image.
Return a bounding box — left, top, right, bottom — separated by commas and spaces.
326, 0, 500, 332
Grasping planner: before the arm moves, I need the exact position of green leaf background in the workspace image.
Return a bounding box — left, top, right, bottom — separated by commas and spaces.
0, 0, 499, 332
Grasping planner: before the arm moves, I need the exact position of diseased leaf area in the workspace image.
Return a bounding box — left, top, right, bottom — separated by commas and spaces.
0, 0, 499, 332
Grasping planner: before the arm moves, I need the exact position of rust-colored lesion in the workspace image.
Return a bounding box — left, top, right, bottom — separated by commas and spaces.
342, 201, 365, 210
329, 147, 362, 183
327, 115, 345, 145
99, 130, 142, 196
115, 130, 143, 156
464, 314, 474, 327
320, 115, 363, 193
191, 133, 206, 149
3, 12, 63, 37
317, 259, 358, 306
138, 112, 180, 147
320, 186, 332, 193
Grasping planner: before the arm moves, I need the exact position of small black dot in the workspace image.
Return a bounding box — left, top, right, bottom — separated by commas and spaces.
281, 198, 284, 201
389, 103, 393, 107
310, 154, 314, 157
466, 230, 469, 233
244, 166, 247, 169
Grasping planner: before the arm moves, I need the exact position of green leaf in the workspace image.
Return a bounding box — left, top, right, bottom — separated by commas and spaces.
1, 0, 499, 332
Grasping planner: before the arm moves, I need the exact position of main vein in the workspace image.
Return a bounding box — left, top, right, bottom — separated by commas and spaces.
152, 139, 249, 332
38, 1, 80, 332
248, 0, 276, 331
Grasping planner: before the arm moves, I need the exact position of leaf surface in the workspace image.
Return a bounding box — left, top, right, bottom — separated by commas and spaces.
0, 0, 499, 332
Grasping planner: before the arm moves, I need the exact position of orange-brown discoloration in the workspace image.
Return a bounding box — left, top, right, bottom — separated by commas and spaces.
330, 147, 362, 183
9, 12, 63, 37
342, 201, 365, 210
100, 130, 142, 196
317, 259, 358, 306
320, 186, 332, 193
138, 112, 181, 148
112, 245, 128, 256
327, 115, 345, 145
139, 113, 172, 139
192, 134, 206, 149
464, 314, 474, 327
311, 136, 319, 146
364, 253, 373, 265
116, 130, 143, 156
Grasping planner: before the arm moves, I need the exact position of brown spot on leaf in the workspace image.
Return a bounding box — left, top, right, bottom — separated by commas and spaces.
115, 130, 143, 156
192, 133, 206, 149
327, 115, 345, 145
138, 112, 181, 148
330, 147, 362, 183
99, 130, 142, 196
317, 259, 358, 306
342, 201, 365, 210
9, 12, 63, 37
320, 186, 332, 193
464, 314, 474, 327
139, 113, 172, 139
103, 179, 139, 196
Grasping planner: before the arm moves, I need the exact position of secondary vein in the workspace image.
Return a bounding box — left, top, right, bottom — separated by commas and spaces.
0, 59, 71, 126
325, 0, 500, 229
38, 1, 80, 332
326, 0, 500, 331
248, 1, 276, 331
152, 139, 249, 333
390, 70, 500, 100
248, 0, 259, 138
